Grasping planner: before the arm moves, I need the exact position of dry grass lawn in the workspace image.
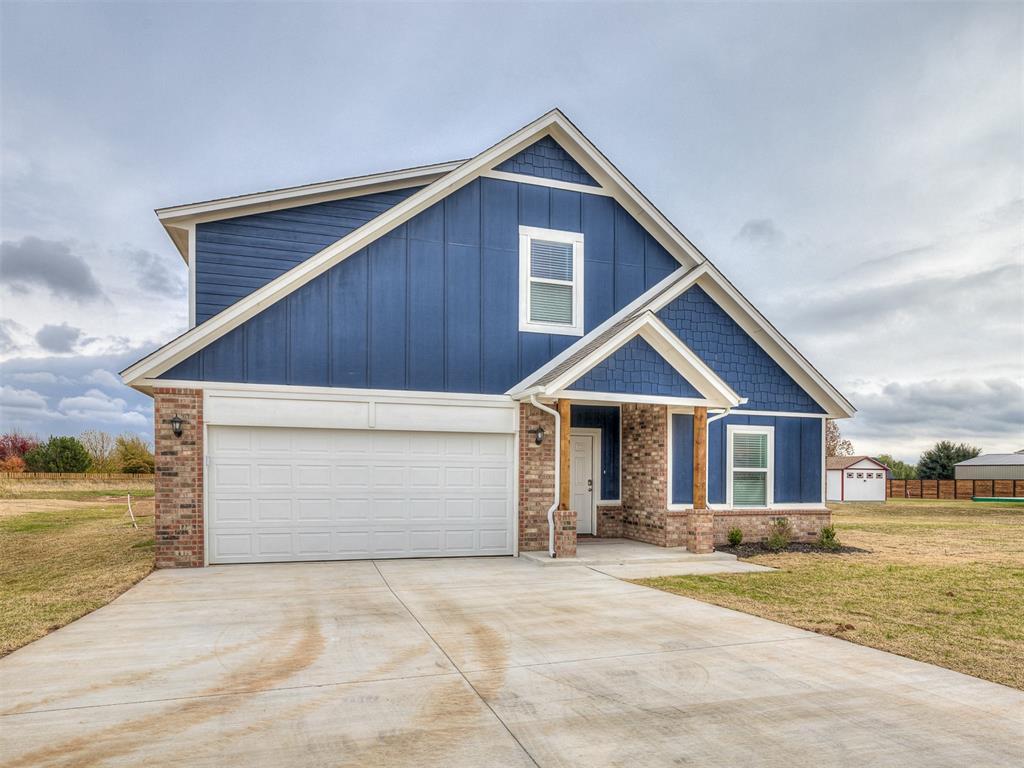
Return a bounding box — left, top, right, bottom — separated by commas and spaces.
0, 483, 156, 656
638, 499, 1024, 689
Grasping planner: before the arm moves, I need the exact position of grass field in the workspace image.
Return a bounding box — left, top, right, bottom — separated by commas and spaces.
0, 480, 155, 656
638, 499, 1024, 689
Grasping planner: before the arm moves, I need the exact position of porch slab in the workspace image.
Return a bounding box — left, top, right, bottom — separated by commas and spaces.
519, 538, 772, 578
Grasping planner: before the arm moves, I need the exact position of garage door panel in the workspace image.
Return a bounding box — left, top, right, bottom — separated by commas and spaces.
208, 426, 514, 563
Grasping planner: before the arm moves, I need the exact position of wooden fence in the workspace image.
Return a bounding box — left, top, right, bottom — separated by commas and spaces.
0, 472, 154, 483
887, 478, 1024, 499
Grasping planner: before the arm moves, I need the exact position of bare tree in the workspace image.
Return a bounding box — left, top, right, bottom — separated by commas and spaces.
825, 419, 854, 457
79, 430, 118, 472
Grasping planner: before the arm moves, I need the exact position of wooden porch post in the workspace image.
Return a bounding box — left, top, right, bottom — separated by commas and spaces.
692, 406, 708, 510
558, 398, 571, 510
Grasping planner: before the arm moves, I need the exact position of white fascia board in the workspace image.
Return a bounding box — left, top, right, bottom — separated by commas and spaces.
542, 117, 707, 269
481, 170, 614, 197
506, 264, 707, 395
542, 312, 742, 408
548, 391, 722, 408
694, 265, 856, 418
123, 110, 593, 386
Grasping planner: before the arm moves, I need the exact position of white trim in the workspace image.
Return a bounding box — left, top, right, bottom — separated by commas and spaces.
519, 225, 585, 336
550, 391, 727, 408
142, 379, 514, 404
482, 169, 614, 197
667, 502, 831, 512
726, 424, 775, 509
124, 109, 709, 386
539, 312, 744, 408
728, 410, 828, 419
158, 161, 463, 224
507, 265, 706, 395
187, 223, 197, 326
570, 427, 602, 535
820, 417, 827, 505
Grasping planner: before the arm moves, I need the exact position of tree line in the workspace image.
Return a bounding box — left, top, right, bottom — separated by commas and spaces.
0, 430, 155, 474
826, 420, 980, 481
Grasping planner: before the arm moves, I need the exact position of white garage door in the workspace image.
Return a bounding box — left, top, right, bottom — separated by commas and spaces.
843, 469, 886, 501
207, 426, 514, 564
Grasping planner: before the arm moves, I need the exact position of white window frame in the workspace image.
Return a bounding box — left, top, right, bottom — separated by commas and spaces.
519, 225, 585, 336
726, 424, 774, 509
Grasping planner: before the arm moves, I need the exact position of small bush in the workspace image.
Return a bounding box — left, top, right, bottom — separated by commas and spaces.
115, 435, 155, 474
764, 518, 793, 552
818, 524, 841, 551
0, 455, 26, 472
727, 527, 744, 546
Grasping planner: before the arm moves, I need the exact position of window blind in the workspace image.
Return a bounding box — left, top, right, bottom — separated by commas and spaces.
529, 282, 574, 324
733, 472, 767, 506
530, 239, 573, 281
733, 432, 768, 469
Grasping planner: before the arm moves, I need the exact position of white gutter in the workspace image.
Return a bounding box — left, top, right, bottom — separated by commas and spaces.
707, 407, 733, 424
529, 395, 560, 558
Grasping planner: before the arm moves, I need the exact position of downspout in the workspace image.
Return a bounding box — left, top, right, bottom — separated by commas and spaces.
529, 395, 560, 558
702, 407, 733, 506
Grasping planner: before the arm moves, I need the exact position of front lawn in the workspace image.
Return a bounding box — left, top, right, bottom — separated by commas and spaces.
0, 490, 155, 655
637, 499, 1024, 689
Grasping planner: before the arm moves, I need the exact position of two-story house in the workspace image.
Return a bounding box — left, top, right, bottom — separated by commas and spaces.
123, 109, 854, 567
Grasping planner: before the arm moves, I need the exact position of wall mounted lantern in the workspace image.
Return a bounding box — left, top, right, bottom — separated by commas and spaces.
527, 427, 545, 445
169, 414, 184, 438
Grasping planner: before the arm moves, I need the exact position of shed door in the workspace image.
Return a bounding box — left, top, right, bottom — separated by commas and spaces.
207, 426, 514, 563
843, 468, 886, 501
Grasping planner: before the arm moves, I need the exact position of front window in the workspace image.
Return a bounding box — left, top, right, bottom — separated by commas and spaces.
728, 426, 773, 507
519, 226, 584, 335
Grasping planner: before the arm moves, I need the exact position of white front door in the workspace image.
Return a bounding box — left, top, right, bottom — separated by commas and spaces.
570, 433, 595, 534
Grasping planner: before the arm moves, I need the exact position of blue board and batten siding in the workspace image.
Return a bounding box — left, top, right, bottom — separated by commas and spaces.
670, 413, 822, 505
194, 188, 423, 323
164, 176, 680, 391
570, 404, 620, 500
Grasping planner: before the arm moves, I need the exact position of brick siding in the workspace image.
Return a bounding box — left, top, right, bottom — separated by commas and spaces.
518, 403, 556, 551
620, 403, 671, 545
553, 509, 577, 558
713, 509, 829, 545
153, 388, 204, 568
596, 504, 623, 538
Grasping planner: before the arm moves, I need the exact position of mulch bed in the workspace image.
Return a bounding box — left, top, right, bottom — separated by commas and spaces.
718, 542, 870, 557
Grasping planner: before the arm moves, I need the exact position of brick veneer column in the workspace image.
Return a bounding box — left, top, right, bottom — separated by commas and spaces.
518, 403, 556, 551
153, 388, 204, 568
620, 403, 670, 546
553, 509, 577, 558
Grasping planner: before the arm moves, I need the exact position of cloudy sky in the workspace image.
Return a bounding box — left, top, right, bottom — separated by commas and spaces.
1, 1, 1021, 461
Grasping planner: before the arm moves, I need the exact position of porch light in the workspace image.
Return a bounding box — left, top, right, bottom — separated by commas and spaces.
169, 414, 184, 438
528, 427, 545, 445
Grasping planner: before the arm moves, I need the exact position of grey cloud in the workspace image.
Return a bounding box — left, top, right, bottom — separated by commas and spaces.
0, 318, 23, 355
83, 368, 123, 389
35, 323, 83, 353
0, 237, 105, 302
130, 248, 187, 297
843, 378, 1024, 461
734, 219, 785, 248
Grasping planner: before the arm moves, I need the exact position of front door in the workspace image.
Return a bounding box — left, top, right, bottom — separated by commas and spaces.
570, 433, 595, 534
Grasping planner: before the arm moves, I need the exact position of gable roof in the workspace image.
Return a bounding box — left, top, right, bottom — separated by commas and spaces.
122, 108, 855, 420
155, 160, 465, 262
123, 109, 708, 386
955, 453, 1024, 467
509, 262, 856, 417
826, 455, 888, 471
523, 310, 744, 408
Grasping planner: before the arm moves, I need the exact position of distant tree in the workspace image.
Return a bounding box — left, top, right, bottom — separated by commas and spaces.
916, 441, 981, 480
115, 434, 155, 474
80, 430, 119, 473
0, 431, 39, 460
23, 436, 92, 473
825, 420, 854, 457
876, 454, 917, 480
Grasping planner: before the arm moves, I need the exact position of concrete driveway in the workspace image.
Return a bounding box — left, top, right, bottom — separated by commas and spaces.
1, 559, 1021, 767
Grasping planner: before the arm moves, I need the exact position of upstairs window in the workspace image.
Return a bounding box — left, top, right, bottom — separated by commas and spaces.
727, 425, 774, 508
519, 226, 584, 336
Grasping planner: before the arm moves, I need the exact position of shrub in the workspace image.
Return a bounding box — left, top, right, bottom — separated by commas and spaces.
764, 518, 793, 552
23, 436, 92, 473
727, 527, 744, 546
818, 524, 841, 551
0, 455, 26, 473
115, 434, 155, 474
0, 431, 39, 460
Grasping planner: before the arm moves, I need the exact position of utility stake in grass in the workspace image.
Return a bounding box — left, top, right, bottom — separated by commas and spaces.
127, 494, 138, 529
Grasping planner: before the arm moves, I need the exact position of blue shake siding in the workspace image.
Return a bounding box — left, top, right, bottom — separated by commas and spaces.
162, 177, 680, 391
495, 136, 599, 186
568, 336, 701, 397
